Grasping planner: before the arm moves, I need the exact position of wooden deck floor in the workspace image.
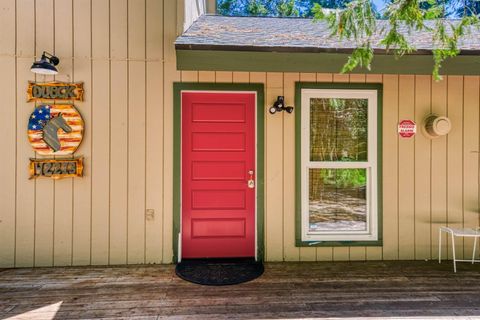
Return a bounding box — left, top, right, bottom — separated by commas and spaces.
1, 261, 480, 319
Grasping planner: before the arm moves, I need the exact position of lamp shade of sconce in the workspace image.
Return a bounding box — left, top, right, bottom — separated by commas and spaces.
31, 51, 60, 75
269, 96, 294, 114
423, 114, 452, 138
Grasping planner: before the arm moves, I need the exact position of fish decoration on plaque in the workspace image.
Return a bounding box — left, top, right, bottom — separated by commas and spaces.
26, 82, 85, 179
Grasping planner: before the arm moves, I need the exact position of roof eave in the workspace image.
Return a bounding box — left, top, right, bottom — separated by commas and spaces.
175, 43, 480, 56
176, 48, 480, 75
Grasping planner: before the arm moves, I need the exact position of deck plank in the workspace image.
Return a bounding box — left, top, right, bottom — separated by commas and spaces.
1, 261, 480, 319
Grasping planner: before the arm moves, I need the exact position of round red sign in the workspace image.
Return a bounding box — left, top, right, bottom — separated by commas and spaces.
398, 119, 416, 138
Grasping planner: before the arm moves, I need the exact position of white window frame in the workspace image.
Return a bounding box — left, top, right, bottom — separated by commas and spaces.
301, 89, 378, 242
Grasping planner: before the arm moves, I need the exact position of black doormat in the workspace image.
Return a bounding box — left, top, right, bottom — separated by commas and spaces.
175, 258, 264, 286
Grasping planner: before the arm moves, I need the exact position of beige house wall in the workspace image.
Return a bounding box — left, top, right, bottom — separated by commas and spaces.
0, 0, 180, 268
206, 0, 216, 13
1, 0, 479, 268
180, 71, 480, 262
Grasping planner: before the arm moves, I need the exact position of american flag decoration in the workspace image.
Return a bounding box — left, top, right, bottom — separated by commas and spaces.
27, 104, 84, 155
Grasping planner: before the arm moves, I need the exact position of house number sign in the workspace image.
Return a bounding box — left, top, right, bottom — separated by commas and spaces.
27, 82, 84, 102
29, 158, 83, 179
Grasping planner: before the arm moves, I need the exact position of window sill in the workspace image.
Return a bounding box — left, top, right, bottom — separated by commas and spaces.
295, 239, 383, 247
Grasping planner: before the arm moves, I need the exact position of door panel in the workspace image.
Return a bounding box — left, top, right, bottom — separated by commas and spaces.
191, 132, 246, 151
192, 161, 245, 181
182, 92, 256, 258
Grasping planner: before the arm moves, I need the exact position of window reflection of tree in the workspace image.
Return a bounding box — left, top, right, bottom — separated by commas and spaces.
309, 98, 368, 232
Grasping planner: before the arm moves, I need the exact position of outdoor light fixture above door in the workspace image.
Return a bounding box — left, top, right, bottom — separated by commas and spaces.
269, 96, 294, 114
31, 52, 60, 75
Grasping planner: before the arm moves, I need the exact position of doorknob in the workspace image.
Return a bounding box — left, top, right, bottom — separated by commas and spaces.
247, 170, 255, 189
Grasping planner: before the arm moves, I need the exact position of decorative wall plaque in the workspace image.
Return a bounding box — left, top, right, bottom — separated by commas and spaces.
27, 104, 84, 156
27, 80, 86, 180
27, 82, 84, 102
29, 158, 83, 179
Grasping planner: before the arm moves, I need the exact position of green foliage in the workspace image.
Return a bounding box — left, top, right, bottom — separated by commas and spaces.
313, 0, 480, 80
248, 0, 269, 15
458, 0, 480, 16
336, 0, 377, 38
321, 169, 366, 188
308, 0, 355, 17
217, 0, 233, 15
310, 98, 368, 163
217, 0, 300, 16
218, 0, 479, 78
218, 0, 353, 17
311, 3, 326, 18
277, 0, 300, 16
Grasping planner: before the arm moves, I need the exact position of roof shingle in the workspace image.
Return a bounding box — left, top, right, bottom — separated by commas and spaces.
175, 15, 480, 54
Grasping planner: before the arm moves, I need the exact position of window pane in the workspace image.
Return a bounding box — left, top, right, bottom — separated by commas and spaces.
309, 168, 367, 232
310, 98, 368, 161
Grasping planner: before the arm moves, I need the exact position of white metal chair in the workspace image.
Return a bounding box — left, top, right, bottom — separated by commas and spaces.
438, 226, 480, 272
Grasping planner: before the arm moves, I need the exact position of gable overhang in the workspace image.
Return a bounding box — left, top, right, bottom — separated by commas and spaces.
176, 47, 480, 75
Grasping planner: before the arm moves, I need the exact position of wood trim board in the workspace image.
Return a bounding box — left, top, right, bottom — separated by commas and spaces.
173, 82, 265, 262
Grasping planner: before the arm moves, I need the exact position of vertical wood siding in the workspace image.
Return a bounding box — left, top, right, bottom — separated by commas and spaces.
182, 71, 480, 263
0, 0, 479, 266
0, 0, 176, 267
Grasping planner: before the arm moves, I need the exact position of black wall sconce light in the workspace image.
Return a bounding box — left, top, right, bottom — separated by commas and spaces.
269, 96, 294, 114
31, 51, 60, 75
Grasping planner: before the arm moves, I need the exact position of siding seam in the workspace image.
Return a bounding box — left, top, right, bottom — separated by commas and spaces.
89, 0, 94, 266
108, 0, 112, 265
413, 75, 416, 260
126, 0, 130, 265
143, 0, 147, 265
14, 0, 18, 268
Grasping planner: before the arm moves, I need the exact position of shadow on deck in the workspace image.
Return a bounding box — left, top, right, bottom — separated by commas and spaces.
1, 260, 480, 319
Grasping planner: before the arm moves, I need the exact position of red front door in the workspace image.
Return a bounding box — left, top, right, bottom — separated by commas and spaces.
181, 92, 256, 258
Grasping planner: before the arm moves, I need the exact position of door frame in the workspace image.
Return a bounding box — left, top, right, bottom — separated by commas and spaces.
173, 83, 265, 263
